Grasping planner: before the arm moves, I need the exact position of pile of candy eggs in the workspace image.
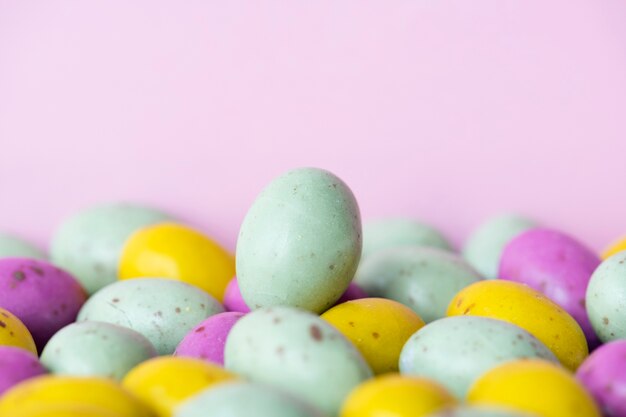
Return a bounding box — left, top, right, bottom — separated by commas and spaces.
0, 167, 625, 417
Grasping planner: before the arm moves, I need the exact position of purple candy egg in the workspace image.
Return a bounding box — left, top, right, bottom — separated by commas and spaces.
0, 258, 87, 351
499, 228, 600, 347
175, 311, 245, 365
577, 340, 626, 417
335, 282, 368, 304
0, 346, 47, 395
223, 278, 251, 313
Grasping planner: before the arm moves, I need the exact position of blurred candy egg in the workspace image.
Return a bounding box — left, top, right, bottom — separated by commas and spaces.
577, 340, 626, 417
50, 204, 171, 295
0, 258, 87, 350
0, 346, 47, 395
499, 228, 600, 346
361, 218, 451, 259
462, 214, 536, 279
236, 168, 362, 313
427, 407, 540, 417
40, 321, 157, 380
78, 278, 223, 354
119, 223, 234, 302
0, 307, 37, 354
122, 356, 236, 417
0, 233, 45, 260
447, 280, 588, 370
602, 236, 626, 259
356, 247, 481, 322
175, 381, 328, 417
223, 278, 251, 313
321, 298, 425, 374
340, 374, 456, 417
467, 359, 601, 417
586, 251, 626, 342
175, 312, 244, 365
224, 306, 372, 416
399, 316, 557, 398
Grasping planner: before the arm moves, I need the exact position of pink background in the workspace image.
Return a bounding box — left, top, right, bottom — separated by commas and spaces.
1, 0, 626, 253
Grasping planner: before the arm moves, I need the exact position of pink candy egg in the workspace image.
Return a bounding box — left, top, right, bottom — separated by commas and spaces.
175, 311, 245, 365
0, 346, 47, 395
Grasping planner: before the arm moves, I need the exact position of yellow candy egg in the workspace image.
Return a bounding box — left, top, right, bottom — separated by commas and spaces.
601, 236, 626, 259
467, 359, 600, 417
0, 307, 37, 355
118, 223, 235, 301
340, 374, 456, 417
12, 406, 121, 417
122, 356, 236, 417
447, 280, 588, 370
0, 375, 152, 417
321, 298, 425, 374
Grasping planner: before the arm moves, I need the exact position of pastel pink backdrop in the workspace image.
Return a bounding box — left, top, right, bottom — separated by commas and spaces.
1, 0, 626, 253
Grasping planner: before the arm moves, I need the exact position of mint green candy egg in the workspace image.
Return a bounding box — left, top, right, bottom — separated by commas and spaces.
236, 168, 362, 313
399, 316, 558, 398
176, 382, 328, 417
0, 233, 45, 259
40, 321, 157, 380
224, 306, 372, 416
50, 203, 171, 294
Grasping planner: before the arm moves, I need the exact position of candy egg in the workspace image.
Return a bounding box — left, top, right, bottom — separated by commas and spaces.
78, 278, 223, 354
0, 307, 37, 354
10, 407, 122, 417
0, 346, 46, 395
50, 204, 171, 295
577, 340, 626, 417
356, 247, 481, 322
0, 233, 45, 260
175, 312, 245, 365
467, 359, 601, 417
399, 316, 557, 398
462, 214, 536, 279
175, 381, 328, 417
0, 375, 153, 417
0, 258, 87, 350
40, 321, 157, 380
586, 251, 626, 342
447, 280, 588, 370
122, 356, 236, 417
224, 306, 372, 416
236, 168, 362, 313
321, 298, 425, 374
602, 236, 626, 259
339, 374, 456, 417
427, 407, 540, 417
499, 228, 600, 346
334, 283, 368, 305
119, 223, 234, 302
361, 218, 451, 259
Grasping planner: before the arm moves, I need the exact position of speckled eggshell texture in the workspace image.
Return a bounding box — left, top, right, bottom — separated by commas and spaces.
78, 278, 224, 355
0, 346, 47, 395
399, 316, 558, 398
0, 258, 87, 350
462, 214, 536, 279
175, 312, 245, 365
236, 168, 362, 313
175, 382, 328, 417
356, 247, 482, 322
40, 321, 157, 380
499, 228, 600, 346
586, 251, 626, 342
224, 306, 372, 416
0, 234, 45, 260
50, 204, 171, 295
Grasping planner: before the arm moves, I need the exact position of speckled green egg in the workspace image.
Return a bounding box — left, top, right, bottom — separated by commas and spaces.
224, 306, 372, 416
236, 168, 362, 313
462, 214, 536, 279
361, 218, 452, 259
77, 278, 224, 354
355, 247, 482, 322
0, 233, 45, 259
586, 250, 626, 342
176, 381, 328, 417
399, 316, 558, 398
40, 321, 157, 380
50, 204, 171, 294
427, 406, 540, 417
